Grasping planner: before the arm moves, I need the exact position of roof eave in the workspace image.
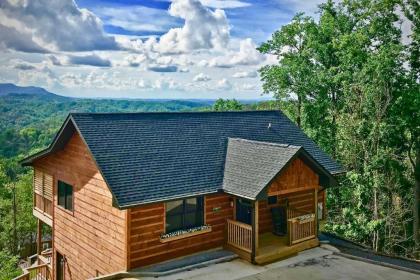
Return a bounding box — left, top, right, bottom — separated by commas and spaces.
20, 114, 74, 166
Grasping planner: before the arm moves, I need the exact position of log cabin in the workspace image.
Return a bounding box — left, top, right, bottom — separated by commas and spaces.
18, 110, 343, 280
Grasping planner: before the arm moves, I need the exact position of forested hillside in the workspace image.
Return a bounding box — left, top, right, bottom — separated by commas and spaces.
0, 0, 419, 278
0, 86, 211, 158
0, 86, 214, 278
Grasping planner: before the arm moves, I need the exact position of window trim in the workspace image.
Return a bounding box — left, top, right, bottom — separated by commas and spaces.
164, 196, 205, 234
57, 180, 74, 213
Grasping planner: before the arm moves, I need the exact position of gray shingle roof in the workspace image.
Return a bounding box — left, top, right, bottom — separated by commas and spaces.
22, 110, 344, 208
223, 138, 301, 199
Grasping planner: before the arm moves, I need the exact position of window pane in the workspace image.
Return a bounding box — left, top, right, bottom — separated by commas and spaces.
65, 184, 73, 211
268, 196, 277, 205
166, 214, 183, 233
185, 198, 197, 212
166, 200, 183, 215
58, 181, 65, 208
184, 213, 197, 228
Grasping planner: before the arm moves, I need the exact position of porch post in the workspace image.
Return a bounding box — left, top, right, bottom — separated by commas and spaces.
251, 200, 259, 263
37, 219, 42, 264
314, 188, 318, 236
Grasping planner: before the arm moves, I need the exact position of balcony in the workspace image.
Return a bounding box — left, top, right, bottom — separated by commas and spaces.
33, 194, 52, 226
33, 169, 53, 226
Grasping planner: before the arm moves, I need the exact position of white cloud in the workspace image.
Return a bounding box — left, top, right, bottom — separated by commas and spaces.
67, 54, 111, 67
0, 0, 118, 52
232, 70, 257, 78
209, 38, 264, 67
94, 5, 178, 33
242, 83, 256, 90
147, 64, 178, 72
200, 0, 251, 9
121, 54, 147, 67
11, 59, 36, 70
193, 73, 211, 82
216, 78, 232, 90
154, 0, 230, 53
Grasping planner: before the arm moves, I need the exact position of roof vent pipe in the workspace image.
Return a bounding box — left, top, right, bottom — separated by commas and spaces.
267, 122, 272, 129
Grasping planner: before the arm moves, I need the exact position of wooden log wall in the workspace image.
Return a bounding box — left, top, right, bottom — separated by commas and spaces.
259, 157, 321, 234
267, 158, 319, 195
33, 133, 127, 280
128, 193, 233, 269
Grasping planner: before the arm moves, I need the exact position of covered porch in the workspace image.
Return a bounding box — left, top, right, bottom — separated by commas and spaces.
222, 138, 332, 264
225, 188, 321, 264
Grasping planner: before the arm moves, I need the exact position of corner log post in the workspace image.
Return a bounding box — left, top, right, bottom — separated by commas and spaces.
251, 200, 259, 263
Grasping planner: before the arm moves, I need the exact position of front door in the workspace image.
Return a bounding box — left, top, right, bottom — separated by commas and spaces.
236, 198, 252, 225
56, 252, 65, 280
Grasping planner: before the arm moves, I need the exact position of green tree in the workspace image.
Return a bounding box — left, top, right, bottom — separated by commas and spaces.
0, 249, 21, 280
259, 0, 419, 258
213, 99, 243, 111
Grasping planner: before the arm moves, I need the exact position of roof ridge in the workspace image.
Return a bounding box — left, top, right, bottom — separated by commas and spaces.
228, 138, 301, 149
69, 110, 282, 116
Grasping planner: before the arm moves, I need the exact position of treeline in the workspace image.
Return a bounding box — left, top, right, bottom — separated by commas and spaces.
0, 97, 211, 278
256, 0, 419, 258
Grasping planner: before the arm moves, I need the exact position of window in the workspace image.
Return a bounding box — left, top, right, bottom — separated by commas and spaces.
268, 195, 278, 205
58, 181, 73, 211
165, 197, 204, 233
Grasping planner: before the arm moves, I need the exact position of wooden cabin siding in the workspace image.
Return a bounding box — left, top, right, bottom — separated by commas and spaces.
267, 157, 319, 195
258, 189, 317, 234
33, 133, 127, 280
128, 193, 233, 269
259, 157, 320, 234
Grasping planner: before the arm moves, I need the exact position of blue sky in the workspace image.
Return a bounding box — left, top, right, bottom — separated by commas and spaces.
0, 0, 325, 99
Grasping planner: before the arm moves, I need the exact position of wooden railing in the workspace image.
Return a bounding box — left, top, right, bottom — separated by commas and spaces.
13, 264, 51, 280
39, 248, 52, 265
287, 207, 311, 220
226, 219, 253, 253
34, 193, 52, 217
288, 213, 316, 245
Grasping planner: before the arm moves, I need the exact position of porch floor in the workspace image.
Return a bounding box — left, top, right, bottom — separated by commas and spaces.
255, 232, 319, 264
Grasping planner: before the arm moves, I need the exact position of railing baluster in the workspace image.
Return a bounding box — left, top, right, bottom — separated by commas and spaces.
226, 219, 252, 253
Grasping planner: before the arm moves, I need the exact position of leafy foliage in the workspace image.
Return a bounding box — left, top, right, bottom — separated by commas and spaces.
259, 0, 419, 258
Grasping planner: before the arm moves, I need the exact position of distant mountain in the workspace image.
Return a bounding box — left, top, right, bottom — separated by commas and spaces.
0, 83, 67, 100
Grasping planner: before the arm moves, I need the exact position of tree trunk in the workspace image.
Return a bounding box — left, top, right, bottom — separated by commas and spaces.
12, 184, 17, 255
373, 185, 379, 252
297, 96, 302, 128
414, 145, 420, 258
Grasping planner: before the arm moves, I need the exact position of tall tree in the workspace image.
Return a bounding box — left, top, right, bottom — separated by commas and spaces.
259, 0, 419, 258
258, 13, 316, 128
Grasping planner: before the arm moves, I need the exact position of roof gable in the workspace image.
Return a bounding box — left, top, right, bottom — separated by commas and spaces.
22, 111, 343, 208
223, 138, 301, 199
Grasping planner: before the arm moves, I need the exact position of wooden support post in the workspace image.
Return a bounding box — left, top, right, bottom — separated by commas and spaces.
254, 200, 259, 251
37, 219, 42, 264
251, 200, 259, 262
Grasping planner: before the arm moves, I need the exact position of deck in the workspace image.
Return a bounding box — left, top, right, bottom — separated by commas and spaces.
255, 232, 319, 264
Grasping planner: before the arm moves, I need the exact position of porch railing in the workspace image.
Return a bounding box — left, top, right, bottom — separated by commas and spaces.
34, 193, 52, 217
288, 213, 316, 245
13, 264, 51, 280
226, 219, 253, 253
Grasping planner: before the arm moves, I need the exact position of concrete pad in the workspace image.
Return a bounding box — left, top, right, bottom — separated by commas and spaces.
120, 246, 418, 280
240, 254, 419, 280
264, 247, 333, 269
320, 243, 341, 253
138, 259, 265, 280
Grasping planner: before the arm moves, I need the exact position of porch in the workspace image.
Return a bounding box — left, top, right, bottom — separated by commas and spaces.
224, 189, 321, 264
